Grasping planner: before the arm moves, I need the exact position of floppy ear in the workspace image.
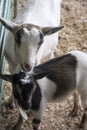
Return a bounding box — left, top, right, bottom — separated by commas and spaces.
0, 74, 13, 82
0, 17, 18, 34
32, 69, 52, 80
42, 26, 64, 36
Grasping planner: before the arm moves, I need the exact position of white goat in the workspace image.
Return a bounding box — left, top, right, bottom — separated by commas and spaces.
0, 0, 62, 108
0, 0, 62, 74
0, 0, 81, 119
0, 50, 87, 130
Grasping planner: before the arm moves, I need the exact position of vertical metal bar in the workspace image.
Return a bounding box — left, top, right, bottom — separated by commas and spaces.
0, 0, 12, 107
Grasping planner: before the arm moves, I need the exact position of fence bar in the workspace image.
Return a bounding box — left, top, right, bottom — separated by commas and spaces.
0, 0, 12, 107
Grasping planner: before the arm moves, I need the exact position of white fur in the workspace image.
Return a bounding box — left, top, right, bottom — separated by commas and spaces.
32, 51, 87, 127
37, 77, 57, 102
69, 51, 87, 108
37, 51, 87, 109
5, 0, 62, 74
68, 51, 87, 90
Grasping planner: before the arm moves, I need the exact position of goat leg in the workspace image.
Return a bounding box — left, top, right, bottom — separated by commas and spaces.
79, 108, 87, 128
32, 118, 41, 130
69, 91, 81, 117
13, 114, 23, 130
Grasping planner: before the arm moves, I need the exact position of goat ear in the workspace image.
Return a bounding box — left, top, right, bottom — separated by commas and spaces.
42, 26, 64, 36
33, 70, 52, 80
0, 17, 18, 34
0, 74, 13, 82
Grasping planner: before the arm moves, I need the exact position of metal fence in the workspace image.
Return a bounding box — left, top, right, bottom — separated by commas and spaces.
0, 0, 12, 107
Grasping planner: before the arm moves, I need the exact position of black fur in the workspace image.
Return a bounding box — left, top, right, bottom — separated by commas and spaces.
38, 31, 44, 46
32, 81, 42, 110
12, 72, 42, 110
0, 53, 78, 130
33, 118, 41, 124
12, 72, 35, 110
15, 29, 23, 46
47, 54, 77, 99
33, 54, 77, 99
32, 118, 41, 130
11, 54, 77, 110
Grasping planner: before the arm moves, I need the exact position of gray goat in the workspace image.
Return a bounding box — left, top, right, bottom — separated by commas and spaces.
0, 50, 87, 130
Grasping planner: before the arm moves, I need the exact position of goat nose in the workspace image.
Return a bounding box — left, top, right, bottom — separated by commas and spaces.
24, 63, 32, 71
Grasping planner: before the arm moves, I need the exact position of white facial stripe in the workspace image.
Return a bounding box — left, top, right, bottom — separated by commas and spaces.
23, 27, 40, 38
15, 26, 42, 71
20, 79, 28, 83
20, 78, 30, 84
31, 28, 40, 37
23, 28, 30, 35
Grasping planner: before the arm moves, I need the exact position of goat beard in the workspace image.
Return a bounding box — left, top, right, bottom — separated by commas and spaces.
18, 106, 29, 120
14, 98, 31, 120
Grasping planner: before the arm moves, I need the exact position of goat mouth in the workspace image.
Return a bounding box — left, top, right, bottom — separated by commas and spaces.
20, 63, 32, 72
22, 106, 31, 110
20, 63, 27, 72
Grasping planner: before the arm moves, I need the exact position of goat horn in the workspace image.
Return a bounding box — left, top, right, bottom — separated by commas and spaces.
0, 17, 18, 33
42, 26, 64, 36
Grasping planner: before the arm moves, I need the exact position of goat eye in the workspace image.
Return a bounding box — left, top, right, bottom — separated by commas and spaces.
39, 32, 43, 45
15, 29, 23, 45
39, 40, 43, 46
20, 29, 23, 34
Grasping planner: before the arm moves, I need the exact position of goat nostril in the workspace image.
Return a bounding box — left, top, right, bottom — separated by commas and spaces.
25, 64, 32, 71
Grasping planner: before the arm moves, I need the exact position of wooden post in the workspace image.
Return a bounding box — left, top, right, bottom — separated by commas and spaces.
14, 0, 19, 18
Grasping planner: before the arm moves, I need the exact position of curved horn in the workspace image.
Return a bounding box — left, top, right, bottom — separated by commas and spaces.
42, 26, 64, 36
0, 17, 18, 33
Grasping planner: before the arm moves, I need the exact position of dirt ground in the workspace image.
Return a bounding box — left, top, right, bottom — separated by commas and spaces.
0, 0, 87, 130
